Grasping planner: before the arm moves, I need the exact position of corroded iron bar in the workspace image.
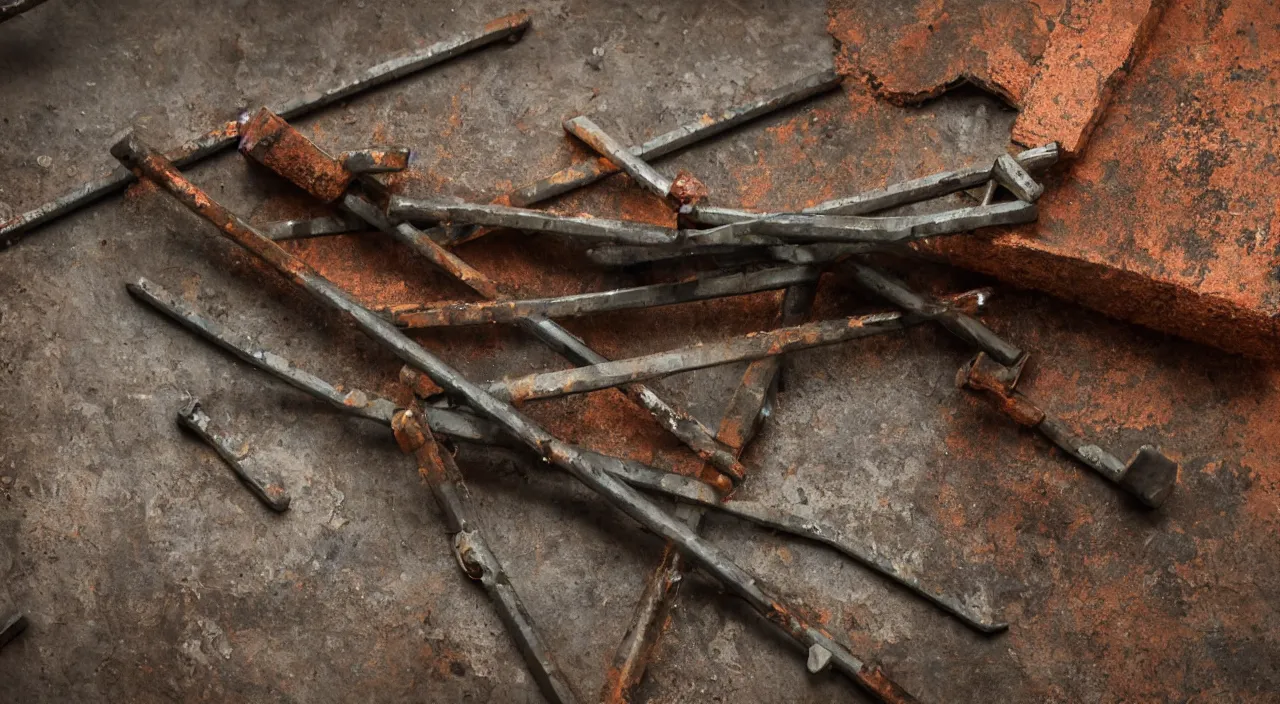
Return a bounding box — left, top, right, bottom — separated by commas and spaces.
177, 399, 291, 512
393, 411, 582, 704
388, 196, 679, 246
114, 134, 916, 702
0, 11, 530, 249
262, 214, 367, 241
958, 352, 1178, 509
385, 265, 819, 329
681, 144, 1059, 225
488, 290, 987, 403
341, 147, 411, 174
844, 262, 1024, 366
563, 116, 674, 198
507, 69, 841, 208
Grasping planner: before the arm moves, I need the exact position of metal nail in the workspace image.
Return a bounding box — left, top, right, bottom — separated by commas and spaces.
176, 399, 291, 512
388, 195, 679, 246
563, 116, 674, 198
384, 265, 820, 328
0, 11, 530, 249
115, 134, 917, 702
958, 352, 1179, 508
487, 289, 990, 403
262, 214, 367, 241
844, 261, 1024, 366
507, 69, 841, 208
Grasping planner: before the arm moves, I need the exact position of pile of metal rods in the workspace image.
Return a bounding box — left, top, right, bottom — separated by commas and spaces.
7, 10, 1179, 703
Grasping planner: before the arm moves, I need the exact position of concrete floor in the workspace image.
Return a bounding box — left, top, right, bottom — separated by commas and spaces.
1, 1, 1277, 702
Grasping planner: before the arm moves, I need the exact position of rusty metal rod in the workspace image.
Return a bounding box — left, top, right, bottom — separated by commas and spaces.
0, 11, 530, 249
506, 69, 840, 209
685, 201, 1037, 246
562, 116, 674, 199
681, 144, 1059, 226
177, 399, 292, 512
958, 353, 1179, 509
487, 290, 987, 404
384, 265, 820, 329
114, 135, 917, 703
844, 262, 1023, 366
388, 196, 679, 246
344, 191, 749, 485
393, 411, 582, 704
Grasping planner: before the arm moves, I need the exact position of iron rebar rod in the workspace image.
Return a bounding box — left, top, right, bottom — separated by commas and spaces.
114, 135, 918, 702
844, 261, 1024, 365
486, 290, 987, 404
388, 196, 679, 245
507, 69, 841, 209
384, 265, 820, 329
0, 11, 530, 249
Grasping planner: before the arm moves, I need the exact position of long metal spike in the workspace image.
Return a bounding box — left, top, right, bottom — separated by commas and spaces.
0, 11, 531, 249
486, 290, 987, 403
384, 265, 820, 329
114, 134, 918, 703
388, 196, 679, 245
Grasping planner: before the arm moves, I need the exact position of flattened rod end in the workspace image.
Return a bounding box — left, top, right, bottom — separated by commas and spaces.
1120, 446, 1179, 509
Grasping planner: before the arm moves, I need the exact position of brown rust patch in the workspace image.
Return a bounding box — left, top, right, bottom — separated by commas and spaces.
239, 108, 354, 202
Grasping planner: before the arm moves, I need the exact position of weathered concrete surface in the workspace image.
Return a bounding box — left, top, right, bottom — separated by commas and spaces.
1, 1, 1277, 703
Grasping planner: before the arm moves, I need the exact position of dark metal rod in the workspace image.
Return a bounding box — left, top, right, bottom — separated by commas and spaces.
262, 214, 367, 241
114, 135, 916, 703
487, 290, 987, 403
685, 201, 1037, 246
0, 612, 28, 651
507, 69, 841, 208
562, 116, 674, 198
177, 399, 292, 512
586, 241, 884, 269
0, 11, 531, 249
344, 191, 749, 485
385, 265, 820, 328
844, 262, 1024, 365
393, 411, 582, 704
681, 144, 1059, 226
388, 196, 679, 246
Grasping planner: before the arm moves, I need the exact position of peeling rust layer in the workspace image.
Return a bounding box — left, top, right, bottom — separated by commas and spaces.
240, 108, 354, 202
0, 10, 530, 249
1011, 0, 1168, 154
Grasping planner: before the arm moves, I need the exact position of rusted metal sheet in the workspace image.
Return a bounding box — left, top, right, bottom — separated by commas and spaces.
506, 69, 841, 208
115, 133, 917, 702
384, 265, 820, 329
0, 11, 530, 249
487, 289, 990, 403
958, 352, 1179, 508
176, 399, 291, 512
